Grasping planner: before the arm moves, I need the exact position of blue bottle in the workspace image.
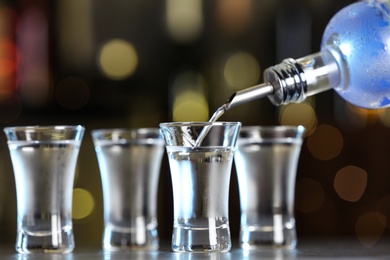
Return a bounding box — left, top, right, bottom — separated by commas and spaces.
226, 0, 390, 111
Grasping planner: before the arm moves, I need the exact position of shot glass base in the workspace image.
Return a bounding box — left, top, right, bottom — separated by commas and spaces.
103, 226, 159, 251
240, 227, 297, 250
16, 229, 74, 254
172, 225, 232, 252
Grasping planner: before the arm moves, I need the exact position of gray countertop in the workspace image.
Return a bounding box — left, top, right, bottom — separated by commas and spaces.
1, 238, 390, 259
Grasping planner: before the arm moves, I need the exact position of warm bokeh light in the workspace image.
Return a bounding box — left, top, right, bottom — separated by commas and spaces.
0, 39, 18, 77
166, 0, 203, 43
295, 178, 325, 213
0, 39, 18, 94
333, 165, 367, 202
173, 90, 208, 121
216, 0, 252, 36
307, 124, 343, 161
279, 103, 317, 134
355, 212, 385, 248
57, 0, 93, 70
98, 39, 138, 80
171, 71, 208, 121
223, 51, 260, 90
72, 188, 95, 220
0, 7, 17, 38
18, 8, 50, 107
56, 76, 90, 110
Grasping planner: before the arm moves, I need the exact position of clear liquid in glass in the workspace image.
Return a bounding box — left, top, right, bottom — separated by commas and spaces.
94, 140, 164, 251
234, 141, 301, 249
167, 146, 233, 252
8, 141, 80, 253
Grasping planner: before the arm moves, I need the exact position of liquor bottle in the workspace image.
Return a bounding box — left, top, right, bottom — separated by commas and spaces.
215, 0, 390, 121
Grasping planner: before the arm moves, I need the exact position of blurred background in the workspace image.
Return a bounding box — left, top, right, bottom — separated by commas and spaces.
0, 0, 390, 249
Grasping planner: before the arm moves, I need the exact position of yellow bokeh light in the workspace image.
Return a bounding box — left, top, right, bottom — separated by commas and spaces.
173, 90, 208, 121
279, 103, 317, 134
216, 0, 252, 35
98, 39, 138, 80
72, 188, 95, 220
355, 212, 385, 248
307, 124, 343, 161
334, 165, 367, 202
223, 51, 260, 90
166, 0, 203, 43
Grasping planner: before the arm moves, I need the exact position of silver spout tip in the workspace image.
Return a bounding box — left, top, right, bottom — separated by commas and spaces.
226, 83, 274, 109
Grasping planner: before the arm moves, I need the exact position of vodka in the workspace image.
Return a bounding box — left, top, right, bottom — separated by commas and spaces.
8, 141, 80, 253
167, 146, 233, 252
94, 138, 164, 250
234, 132, 303, 249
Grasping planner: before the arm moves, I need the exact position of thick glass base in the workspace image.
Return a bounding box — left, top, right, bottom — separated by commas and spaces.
240, 225, 297, 250
103, 225, 159, 251
16, 229, 74, 254
172, 225, 231, 252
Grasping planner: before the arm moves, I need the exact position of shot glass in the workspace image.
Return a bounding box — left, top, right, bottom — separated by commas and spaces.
234, 125, 305, 250
92, 128, 165, 251
4, 125, 85, 254
160, 122, 241, 252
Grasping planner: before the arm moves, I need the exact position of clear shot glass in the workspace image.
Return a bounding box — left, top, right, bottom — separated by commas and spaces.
92, 128, 165, 251
4, 125, 85, 254
160, 122, 241, 252
234, 125, 305, 250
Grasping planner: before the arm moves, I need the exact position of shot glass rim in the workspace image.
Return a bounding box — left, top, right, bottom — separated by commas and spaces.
240, 125, 305, 133
159, 121, 242, 127
238, 125, 306, 142
91, 127, 160, 135
3, 125, 85, 142
91, 127, 163, 142
3, 125, 85, 132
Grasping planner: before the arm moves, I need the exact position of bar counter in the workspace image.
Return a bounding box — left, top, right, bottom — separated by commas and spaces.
1, 237, 390, 259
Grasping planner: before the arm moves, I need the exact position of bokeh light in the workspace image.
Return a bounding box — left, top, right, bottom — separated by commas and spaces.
334, 165, 367, 202
355, 212, 385, 248
171, 71, 209, 121
0, 7, 17, 38
295, 178, 325, 213
72, 188, 95, 220
223, 51, 260, 90
98, 39, 138, 80
279, 103, 317, 134
0, 39, 18, 77
166, 0, 203, 43
307, 124, 343, 161
216, 0, 252, 36
173, 90, 208, 121
56, 76, 90, 110
57, 0, 93, 70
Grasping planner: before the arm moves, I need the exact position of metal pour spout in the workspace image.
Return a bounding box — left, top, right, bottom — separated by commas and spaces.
226, 82, 274, 110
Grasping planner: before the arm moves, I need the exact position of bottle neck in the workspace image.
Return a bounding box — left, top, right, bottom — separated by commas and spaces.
264, 50, 341, 105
